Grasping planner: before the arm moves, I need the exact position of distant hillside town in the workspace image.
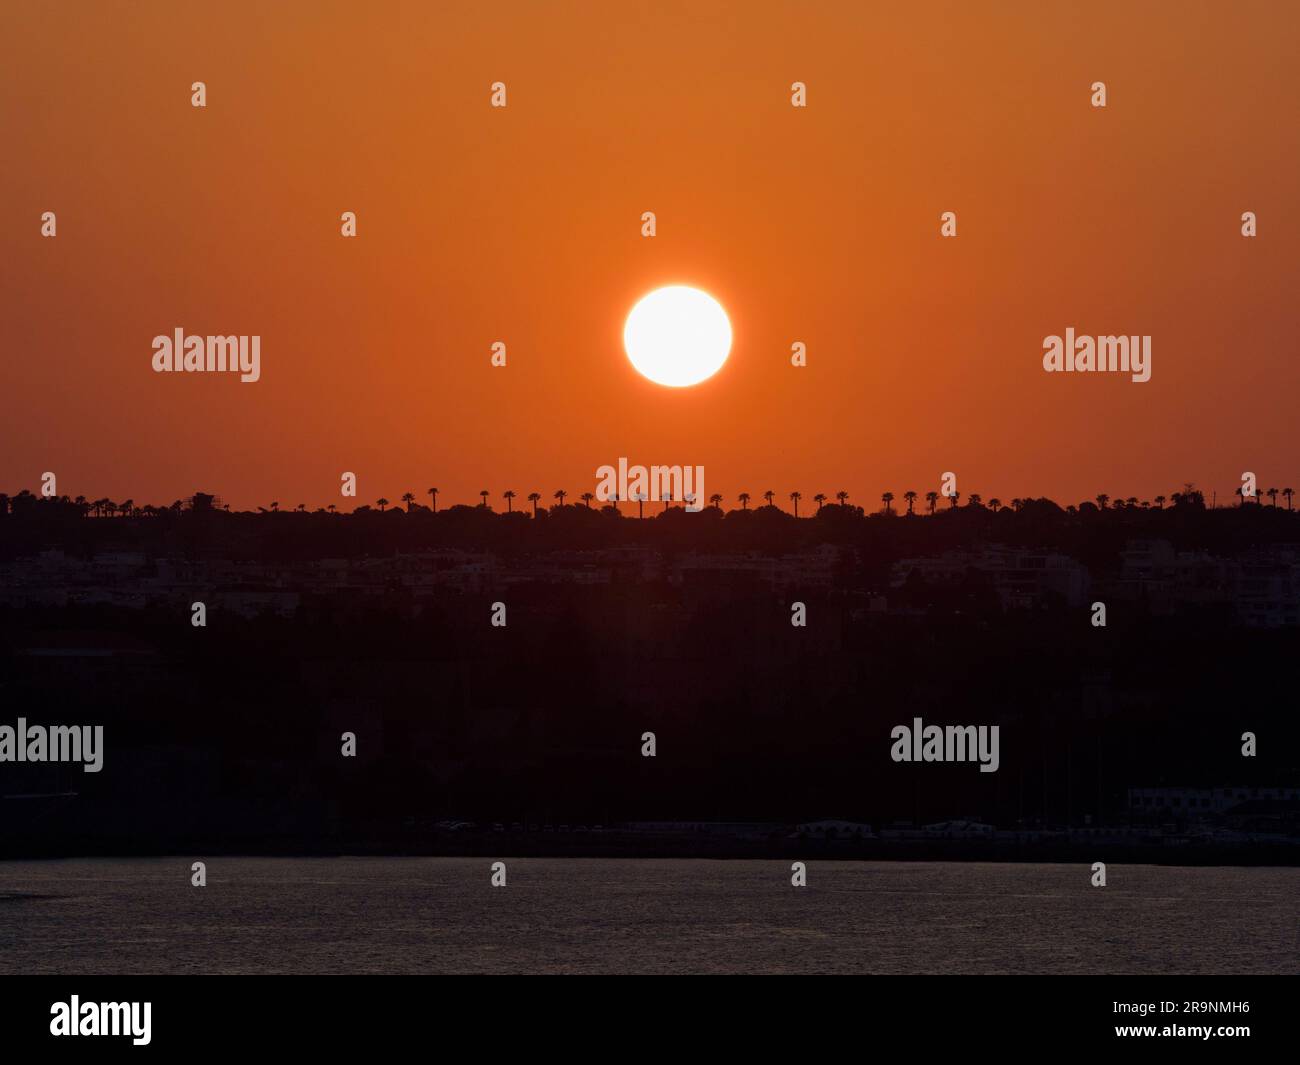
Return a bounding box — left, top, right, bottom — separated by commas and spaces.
3, 483, 1300, 626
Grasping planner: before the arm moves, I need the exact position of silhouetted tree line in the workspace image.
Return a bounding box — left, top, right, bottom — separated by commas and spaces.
3, 485, 1299, 571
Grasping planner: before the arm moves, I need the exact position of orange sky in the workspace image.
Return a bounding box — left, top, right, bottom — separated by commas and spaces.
3, 1, 1297, 510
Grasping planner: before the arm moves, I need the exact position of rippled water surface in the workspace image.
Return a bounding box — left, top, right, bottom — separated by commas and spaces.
1, 859, 1295, 974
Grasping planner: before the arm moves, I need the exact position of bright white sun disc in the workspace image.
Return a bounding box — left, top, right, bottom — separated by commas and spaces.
623, 286, 732, 387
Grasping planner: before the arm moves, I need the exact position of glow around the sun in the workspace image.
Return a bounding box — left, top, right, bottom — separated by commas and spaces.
623, 286, 732, 387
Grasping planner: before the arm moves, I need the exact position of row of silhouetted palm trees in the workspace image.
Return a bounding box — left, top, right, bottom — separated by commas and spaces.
335, 484, 1299, 517
8, 483, 1296, 518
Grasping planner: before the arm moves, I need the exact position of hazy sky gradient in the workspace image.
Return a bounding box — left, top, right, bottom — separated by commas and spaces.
3, 1, 1297, 509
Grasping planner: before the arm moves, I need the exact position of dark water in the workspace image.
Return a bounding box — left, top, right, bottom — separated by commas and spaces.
0, 858, 1295, 974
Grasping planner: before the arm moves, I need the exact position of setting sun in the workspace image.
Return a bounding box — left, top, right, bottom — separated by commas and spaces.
623, 286, 732, 388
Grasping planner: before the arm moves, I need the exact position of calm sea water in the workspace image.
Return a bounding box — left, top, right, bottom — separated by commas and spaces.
0, 858, 1295, 974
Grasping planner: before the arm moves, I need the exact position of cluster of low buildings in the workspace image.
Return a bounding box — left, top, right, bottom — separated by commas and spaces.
890, 545, 1090, 609
1111, 539, 1300, 626
0, 545, 841, 616
3, 538, 1300, 626
889, 539, 1300, 625
1127, 785, 1300, 827
455, 808, 1299, 846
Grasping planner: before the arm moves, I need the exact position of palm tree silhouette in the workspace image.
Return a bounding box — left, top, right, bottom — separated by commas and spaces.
427, 487, 438, 512
904, 490, 917, 515
270, 501, 280, 513
988, 498, 1001, 512
738, 492, 750, 510
1154, 495, 1165, 509
504, 490, 516, 513
968, 493, 982, 509
1267, 487, 1279, 507
763, 490, 776, 508
401, 492, 415, 511
835, 490, 849, 507
527, 491, 541, 517
327, 504, 337, 514
479, 490, 490, 509
553, 489, 566, 509
790, 491, 801, 517
948, 492, 960, 509
813, 493, 826, 512
926, 491, 938, 514
376, 498, 388, 511
1095, 494, 1109, 510
580, 492, 594, 508
709, 493, 723, 509
881, 491, 894, 513
1284, 488, 1295, 511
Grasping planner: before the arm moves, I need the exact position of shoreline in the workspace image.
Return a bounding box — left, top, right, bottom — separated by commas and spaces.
3, 834, 1297, 866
